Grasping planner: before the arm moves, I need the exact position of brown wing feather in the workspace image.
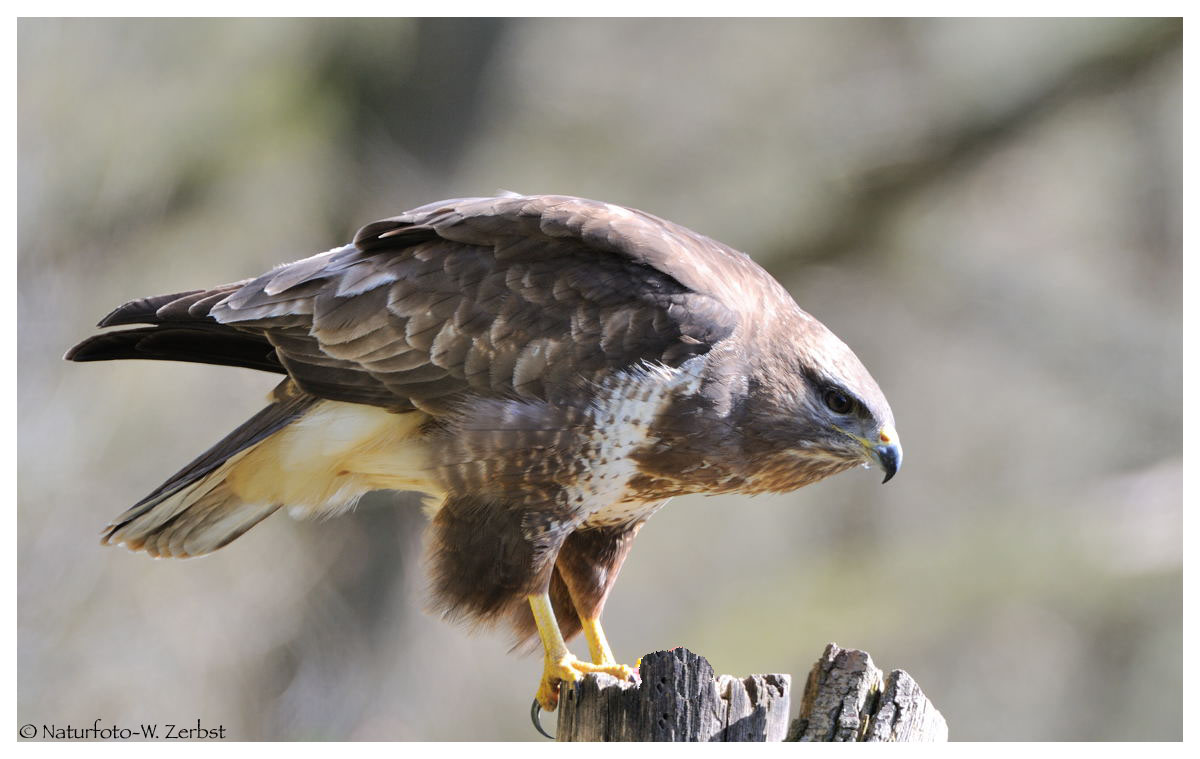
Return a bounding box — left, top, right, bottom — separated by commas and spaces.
199, 195, 746, 413
65, 326, 284, 373
70, 195, 755, 414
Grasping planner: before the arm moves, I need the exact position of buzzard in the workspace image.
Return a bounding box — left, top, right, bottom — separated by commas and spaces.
67, 194, 901, 714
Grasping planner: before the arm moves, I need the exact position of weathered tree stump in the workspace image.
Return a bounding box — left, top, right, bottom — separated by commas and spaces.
556, 648, 790, 741
555, 644, 946, 742
790, 643, 947, 742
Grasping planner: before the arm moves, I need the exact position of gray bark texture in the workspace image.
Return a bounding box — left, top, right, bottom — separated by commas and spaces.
555, 644, 946, 742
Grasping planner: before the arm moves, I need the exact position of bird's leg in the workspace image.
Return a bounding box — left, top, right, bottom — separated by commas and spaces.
529, 592, 633, 711
580, 615, 617, 666
553, 524, 644, 672
530, 592, 575, 711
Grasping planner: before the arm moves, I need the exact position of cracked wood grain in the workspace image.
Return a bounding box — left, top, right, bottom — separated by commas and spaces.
555, 644, 946, 742
788, 642, 948, 742
555, 648, 790, 741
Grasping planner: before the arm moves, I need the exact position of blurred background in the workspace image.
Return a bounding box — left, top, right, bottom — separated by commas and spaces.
18, 18, 1181, 740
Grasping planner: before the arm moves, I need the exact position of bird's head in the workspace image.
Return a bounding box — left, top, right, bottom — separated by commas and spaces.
748, 314, 901, 487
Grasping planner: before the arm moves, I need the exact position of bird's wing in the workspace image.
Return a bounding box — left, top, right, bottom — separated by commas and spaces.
126, 195, 752, 413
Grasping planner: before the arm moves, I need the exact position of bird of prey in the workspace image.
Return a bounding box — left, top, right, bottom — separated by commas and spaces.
67, 193, 901, 713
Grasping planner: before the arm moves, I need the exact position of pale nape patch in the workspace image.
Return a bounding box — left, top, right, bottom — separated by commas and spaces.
225, 401, 444, 520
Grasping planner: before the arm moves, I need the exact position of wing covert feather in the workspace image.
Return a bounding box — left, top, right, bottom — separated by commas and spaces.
204, 195, 752, 412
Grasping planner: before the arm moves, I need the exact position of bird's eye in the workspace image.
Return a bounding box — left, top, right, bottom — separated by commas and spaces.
823, 389, 854, 415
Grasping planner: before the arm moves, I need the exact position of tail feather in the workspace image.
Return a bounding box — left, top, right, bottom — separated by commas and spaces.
137, 488, 277, 559
102, 381, 317, 558
165, 484, 277, 555
106, 456, 278, 558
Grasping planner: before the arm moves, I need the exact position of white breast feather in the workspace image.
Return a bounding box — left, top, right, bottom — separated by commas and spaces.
573, 356, 705, 526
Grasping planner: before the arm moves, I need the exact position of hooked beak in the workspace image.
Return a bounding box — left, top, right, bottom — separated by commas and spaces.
872, 425, 902, 484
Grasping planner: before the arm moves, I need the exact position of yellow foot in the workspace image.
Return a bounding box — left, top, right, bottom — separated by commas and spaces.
535, 653, 635, 711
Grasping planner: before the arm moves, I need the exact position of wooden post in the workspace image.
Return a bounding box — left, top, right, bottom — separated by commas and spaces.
789, 643, 948, 742
554, 644, 946, 742
556, 648, 790, 741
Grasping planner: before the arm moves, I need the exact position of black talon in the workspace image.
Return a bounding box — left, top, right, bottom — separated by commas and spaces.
531, 698, 555, 740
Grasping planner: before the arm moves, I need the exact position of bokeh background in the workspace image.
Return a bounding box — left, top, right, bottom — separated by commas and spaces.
18, 18, 1181, 740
